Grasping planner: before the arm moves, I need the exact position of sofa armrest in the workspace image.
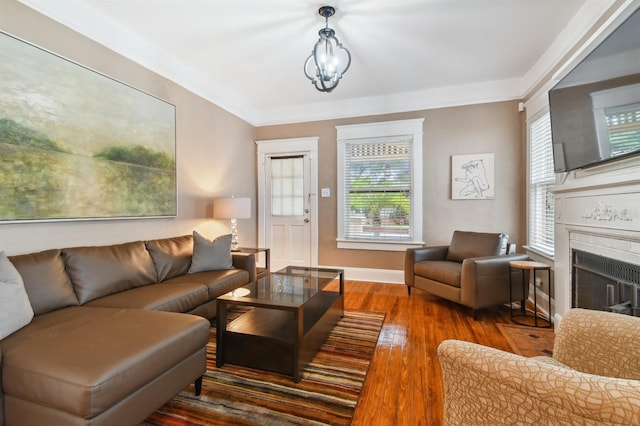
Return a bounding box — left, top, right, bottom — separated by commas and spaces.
404, 246, 448, 286
231, 253, 256, 283
554, 308, 640, 380
438, 339, 640, 426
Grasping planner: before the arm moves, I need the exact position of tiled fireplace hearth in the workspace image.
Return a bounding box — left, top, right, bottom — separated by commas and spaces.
553, 156, 640, 322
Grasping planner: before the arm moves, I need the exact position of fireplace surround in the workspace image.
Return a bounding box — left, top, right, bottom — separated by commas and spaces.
552, 156, 640, 322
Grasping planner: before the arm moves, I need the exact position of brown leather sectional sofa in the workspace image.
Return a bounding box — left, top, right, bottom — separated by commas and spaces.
0, 234, 256, 426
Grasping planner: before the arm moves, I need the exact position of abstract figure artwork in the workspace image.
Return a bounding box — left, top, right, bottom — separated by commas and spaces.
451, 153, 495, 200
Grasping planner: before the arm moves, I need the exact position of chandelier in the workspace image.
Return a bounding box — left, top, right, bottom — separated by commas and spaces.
303, 6, 351, 93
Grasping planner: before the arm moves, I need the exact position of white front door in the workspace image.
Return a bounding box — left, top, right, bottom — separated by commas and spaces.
266, 155, 310, 271
256, 138, 318, 272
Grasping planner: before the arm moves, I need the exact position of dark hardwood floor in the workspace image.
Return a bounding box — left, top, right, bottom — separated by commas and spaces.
344, 281, 517, 426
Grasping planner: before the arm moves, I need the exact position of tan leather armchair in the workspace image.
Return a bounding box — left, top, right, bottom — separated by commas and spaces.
438, 308, 640, 425
405, 230, 529, 317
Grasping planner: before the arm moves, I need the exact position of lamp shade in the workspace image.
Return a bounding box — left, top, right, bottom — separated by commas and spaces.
213, 197, 251, 219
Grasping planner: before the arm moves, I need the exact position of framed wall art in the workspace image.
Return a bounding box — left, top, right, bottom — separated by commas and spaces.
451, 153, 495, 200
0, 31, 176, 222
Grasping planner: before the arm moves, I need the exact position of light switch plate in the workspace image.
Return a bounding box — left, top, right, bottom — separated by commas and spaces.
321, 188, 330, 197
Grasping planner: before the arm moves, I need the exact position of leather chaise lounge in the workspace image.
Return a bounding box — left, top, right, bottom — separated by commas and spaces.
0, 233, 256, 426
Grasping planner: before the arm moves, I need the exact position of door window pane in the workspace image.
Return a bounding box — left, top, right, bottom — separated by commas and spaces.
271, 156, 304, 216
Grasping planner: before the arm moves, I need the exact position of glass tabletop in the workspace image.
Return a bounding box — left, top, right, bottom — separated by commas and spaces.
219, 266, 343, 308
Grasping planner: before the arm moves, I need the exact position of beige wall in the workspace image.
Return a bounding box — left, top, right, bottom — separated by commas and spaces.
0, 1, 257, 255
256, 101, 526, 271
1, 1, 526, 269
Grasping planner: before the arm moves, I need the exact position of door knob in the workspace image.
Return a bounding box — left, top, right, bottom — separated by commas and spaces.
304, 218, 310, 223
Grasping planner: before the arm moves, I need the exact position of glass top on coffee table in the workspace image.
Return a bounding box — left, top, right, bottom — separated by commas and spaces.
219, 266, 344, 308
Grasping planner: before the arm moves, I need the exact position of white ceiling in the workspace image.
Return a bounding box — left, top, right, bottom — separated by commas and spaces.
16, 0, 616, 126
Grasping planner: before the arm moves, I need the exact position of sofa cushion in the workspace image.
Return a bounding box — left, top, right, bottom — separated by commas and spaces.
85, 282, 209, 313
164, 268, 249, 299
446, 231, 508, 263
0, 307, 209, 420
9, 249, 79, 315
62, 241, 157, 304
145, 234, 193, 282
414, 260, 462, 288
188, 232, 233, 273
0, 252, 34, 340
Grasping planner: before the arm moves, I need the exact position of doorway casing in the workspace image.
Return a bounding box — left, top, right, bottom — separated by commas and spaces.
256, 137, 319, 270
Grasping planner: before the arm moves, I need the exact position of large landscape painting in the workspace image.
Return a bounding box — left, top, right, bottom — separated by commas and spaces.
0, 32, 176, 222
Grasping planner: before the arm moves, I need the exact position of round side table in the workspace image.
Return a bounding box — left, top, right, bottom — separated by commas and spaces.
508, 260, 552, 327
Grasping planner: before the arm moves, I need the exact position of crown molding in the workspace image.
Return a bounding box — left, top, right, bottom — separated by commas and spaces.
19, 0, 637, 128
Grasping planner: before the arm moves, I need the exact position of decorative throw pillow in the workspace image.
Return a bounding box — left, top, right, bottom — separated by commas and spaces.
188, 232, 234, 273
0, 251, 35, 340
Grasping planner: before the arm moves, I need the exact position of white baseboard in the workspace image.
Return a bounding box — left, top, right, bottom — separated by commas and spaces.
319, 265, 404, 284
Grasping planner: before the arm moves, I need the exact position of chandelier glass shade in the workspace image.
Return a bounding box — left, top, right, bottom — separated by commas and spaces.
304, 6, 351, 93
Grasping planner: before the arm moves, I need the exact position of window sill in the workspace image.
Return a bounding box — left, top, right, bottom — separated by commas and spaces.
523, 245, 555, 262
337, 239, 425, 252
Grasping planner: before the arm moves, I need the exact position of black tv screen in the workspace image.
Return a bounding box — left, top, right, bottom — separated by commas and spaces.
549, 6, 640, 173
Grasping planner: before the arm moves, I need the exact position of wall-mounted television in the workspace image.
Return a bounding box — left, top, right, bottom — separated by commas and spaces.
549, 6, 640, 173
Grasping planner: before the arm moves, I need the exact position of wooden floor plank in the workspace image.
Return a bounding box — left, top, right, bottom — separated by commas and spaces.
346, 280, 517, 426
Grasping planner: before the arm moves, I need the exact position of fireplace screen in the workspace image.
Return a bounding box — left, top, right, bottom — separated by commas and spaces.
572, 250, 640, 316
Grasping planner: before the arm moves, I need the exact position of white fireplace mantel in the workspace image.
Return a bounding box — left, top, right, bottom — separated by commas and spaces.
552, 156, 640, 321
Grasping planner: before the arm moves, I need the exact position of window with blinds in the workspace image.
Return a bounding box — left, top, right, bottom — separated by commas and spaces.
529, 112, 555, 256
336, 118, 423, 250
342, 138, 412, 241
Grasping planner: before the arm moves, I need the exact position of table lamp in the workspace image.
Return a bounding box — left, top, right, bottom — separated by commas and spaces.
213, 197, 251, 251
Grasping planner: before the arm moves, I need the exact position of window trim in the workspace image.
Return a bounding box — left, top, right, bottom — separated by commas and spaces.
336, 118, 424, 251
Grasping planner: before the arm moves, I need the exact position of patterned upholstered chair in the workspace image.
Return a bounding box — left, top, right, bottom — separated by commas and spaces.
437, 308, 640, 425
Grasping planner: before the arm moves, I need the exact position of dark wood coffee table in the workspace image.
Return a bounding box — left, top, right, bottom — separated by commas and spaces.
216, 266, 344, 382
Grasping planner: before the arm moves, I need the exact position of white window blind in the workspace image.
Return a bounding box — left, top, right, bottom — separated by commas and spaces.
529, 112, 555, 255
336, 118, 423, 251
342, 138, 412, 241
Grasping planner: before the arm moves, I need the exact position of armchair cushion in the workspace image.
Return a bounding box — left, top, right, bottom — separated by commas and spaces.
446, 230, 509, 262
414, 261, 461, 287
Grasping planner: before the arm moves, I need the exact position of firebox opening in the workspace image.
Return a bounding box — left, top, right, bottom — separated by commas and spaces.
572, 249, 640, 316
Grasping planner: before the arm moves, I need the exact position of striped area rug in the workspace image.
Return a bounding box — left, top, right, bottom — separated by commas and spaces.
142, 310, 385, 426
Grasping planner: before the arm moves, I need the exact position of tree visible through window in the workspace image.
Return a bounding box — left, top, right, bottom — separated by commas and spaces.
345, 140, 411, 240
